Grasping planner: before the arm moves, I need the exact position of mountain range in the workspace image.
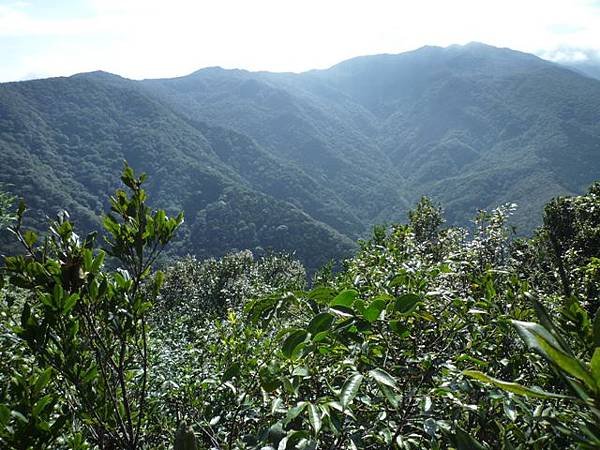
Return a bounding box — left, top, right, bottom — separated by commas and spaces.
1, 42, 599, 270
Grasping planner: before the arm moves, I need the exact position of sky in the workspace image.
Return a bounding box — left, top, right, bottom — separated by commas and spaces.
1, 0, 600, 82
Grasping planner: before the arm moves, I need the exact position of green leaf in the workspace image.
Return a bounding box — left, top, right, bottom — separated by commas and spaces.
512, 320, 596, 391
368, 368, 397, 389
246, 294, 280, 324
329, 304, 355, 317
529, 293, 572, 353
32, 395, 53, 418
23, 230, 38, 248
503, 402, 517, 422
307, 312, 334, 335
307, 403, 322, 435
590, 348, 600, 390
593, 307, 600, 347
363, 298, 387, 322
330, 289, 358, 307
307, 287, 336, 303
62, 293, 79, 314
389, 272, 406, 287
379, 384, 400, 408
389, 320, 409, 337
340, 373, 363, 408
281, 330, 308, 359
259, 367, 280, 393
395, 293, 421, 314
222, 362, 241, 382
464, 370, 570, 399
0, 404, 10, 427
82, 365, 98, 383
16, 199, 26, 220
449, 425, 487, 450
91, 251, 105, 273
11, 410, 28, 424
33, 368, 52, 396
283, 401, 307, 426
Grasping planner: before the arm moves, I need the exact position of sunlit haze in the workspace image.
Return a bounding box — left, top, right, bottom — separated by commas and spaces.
1, 0, 600, 82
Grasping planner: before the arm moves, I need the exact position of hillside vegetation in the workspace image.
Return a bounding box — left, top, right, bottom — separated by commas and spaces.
2, 43, 600, 269
1, 166, 600, 449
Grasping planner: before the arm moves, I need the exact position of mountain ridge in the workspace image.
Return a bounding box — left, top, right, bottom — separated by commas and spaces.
1, 42, 599, 268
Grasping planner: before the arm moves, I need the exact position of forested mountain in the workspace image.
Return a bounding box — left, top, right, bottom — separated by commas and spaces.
1, 42, 600, 268
565, 60, 600, 80
0, 73, 355, 271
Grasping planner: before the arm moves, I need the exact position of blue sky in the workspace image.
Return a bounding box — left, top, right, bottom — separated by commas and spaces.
1, 0, 599, 82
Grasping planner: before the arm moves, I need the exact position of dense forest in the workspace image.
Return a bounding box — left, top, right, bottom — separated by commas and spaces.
1, 164, 600, 449
2, 43, 600, 271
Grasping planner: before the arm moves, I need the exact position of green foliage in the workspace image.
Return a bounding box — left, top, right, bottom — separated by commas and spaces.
2, 166, 600, 448
174, 422, 198, 450
4, 43, 600, 271
0, 164, 182, 449
408, 196, 444, 244
0, 187, 16, 231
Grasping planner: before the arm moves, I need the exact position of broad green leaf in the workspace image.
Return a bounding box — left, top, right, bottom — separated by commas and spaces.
464, 370, 570, 399
503, 402, 517, 422
368, 368, 397, 389
389, 320, 409, 337
23, 230, 38, 247
82, 365, 98, 383
246, 295, 280, 324
307, 287, 336, 303
62, 293, 79, 314
307, 312, 334, 335
512, 320, 596, 391
379, 384, 400, 408
389, 272, 407, 287
11, 410, 28, 424
423, 417, 438, 437
327, 401, 357, 419
283, 401, 307, 425
308, 403, 322, 435
529, 293, 572, 353
330, 289, 358, 307
340, 373, 363, 408
449, 425, 486, 450
281, 430, 311, 450
91, 250, 105, 273
83, 249, 93, 271
33, 368, 52, 396
590, 348, 600, 389
32, 395, 53, 418
395, 293, 421, 314
282, 330, 308, 359
363, 298, 387, 322
330, 305, 355, 317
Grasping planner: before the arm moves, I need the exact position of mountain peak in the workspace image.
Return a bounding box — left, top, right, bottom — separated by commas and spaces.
71, 70, 126, 81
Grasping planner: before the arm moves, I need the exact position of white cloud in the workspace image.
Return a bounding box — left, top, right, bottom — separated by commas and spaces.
1, 0, 599, 82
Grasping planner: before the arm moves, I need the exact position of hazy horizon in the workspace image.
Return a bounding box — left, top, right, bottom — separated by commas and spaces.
1, 0, 600, 83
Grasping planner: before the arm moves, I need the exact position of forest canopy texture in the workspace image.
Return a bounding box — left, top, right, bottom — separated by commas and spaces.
1, 164, 600, 449
2, 43, 600, 271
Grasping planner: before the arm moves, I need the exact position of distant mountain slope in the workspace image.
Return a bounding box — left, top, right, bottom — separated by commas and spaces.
142, 42, 600, 232
0, 73, 356, 270
141, 69, 411, 225
564, 61, 600, 81
1, 42, 600, 268
308, 43, 600, 229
